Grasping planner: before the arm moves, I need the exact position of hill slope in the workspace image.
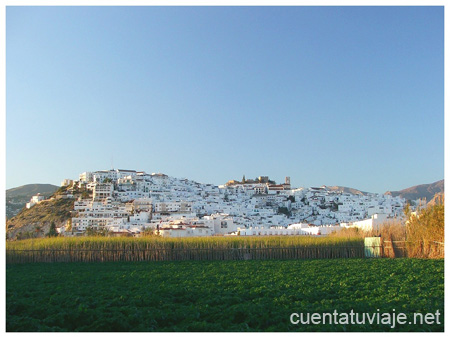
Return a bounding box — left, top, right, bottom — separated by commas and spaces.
7, 184, 59, 198
384, 179, 444, 202
6, 197, 74, 240
6, 184, 59, 219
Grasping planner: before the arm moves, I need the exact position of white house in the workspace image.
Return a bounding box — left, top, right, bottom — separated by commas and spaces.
61, 179, 74, 187
346, 213, 389, 232
26, 193, 46, 209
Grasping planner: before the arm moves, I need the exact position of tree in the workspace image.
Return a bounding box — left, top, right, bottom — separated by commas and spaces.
86, 226, 110, 237
34, 225, 42, 236
46, 222, 58, 237
278, 207, 291, 217
141, 228, 158, 237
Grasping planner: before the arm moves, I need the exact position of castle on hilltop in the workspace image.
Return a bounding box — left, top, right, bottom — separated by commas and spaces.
226, 175, 291, 191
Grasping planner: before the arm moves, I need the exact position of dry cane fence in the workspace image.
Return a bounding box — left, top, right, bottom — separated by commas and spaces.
6, 246, 366, 264
382, 240, 444, 258
382, 240, 407, 258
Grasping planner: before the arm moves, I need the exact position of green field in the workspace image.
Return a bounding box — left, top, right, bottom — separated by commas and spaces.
6, 258, 444, 332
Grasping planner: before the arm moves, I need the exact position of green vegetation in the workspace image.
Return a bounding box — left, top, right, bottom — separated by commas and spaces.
46, 222, 58, 237
85, 226, 110, 237
6, 259, 444, 332
277, 206, 291, 217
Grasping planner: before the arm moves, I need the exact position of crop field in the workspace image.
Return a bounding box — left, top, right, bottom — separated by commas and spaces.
7, 258, 444, 332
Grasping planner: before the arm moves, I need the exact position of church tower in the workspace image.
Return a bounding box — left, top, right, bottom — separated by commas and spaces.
284, 176, 291, 189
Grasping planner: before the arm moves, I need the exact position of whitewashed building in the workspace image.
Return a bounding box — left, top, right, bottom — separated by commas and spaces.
26, 194, 46, 209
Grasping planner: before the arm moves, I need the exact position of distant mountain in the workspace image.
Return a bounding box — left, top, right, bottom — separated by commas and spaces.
324, 186, 369, 196
6, 184, 59, 219
384, 179, 444, 202
7, 184, 59, 198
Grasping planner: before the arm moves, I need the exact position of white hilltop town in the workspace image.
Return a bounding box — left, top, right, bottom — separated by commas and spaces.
32, 168, 412, 237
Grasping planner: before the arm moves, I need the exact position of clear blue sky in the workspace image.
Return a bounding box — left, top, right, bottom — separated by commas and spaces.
6, 6, 444, 193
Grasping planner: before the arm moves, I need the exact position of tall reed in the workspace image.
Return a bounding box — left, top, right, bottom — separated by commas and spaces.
406, 203, 444, 258
6, 236, 364, 263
